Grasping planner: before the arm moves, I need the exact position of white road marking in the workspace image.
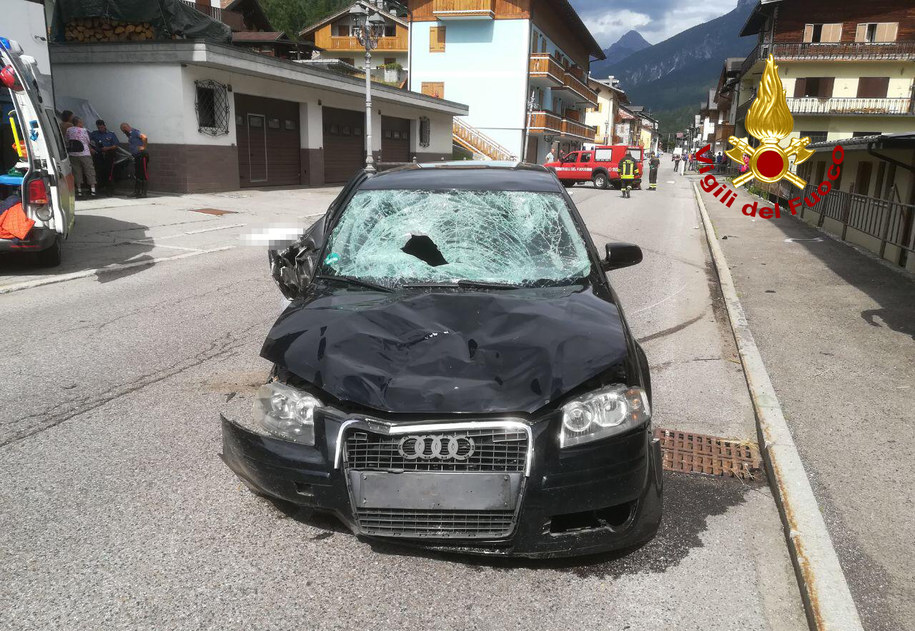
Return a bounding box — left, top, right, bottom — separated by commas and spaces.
784, 237, 824, 243
0, 246, 234, 295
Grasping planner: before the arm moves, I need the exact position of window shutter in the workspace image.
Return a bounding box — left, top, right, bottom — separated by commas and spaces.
429, 26, 445, 52
855, 23, 867, 42
857, 77, 889, 98
794, 78, 807, 98
885, 22, 898, 42
820, 77, 834, 98
826, 23, 843, 42
803, 24, 814, 42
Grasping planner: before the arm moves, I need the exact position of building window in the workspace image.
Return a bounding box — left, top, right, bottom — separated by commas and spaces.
794, 77, 834, 98
541, 38, 547, 53
856, 22, 898, 43
800, 130, 828, 144
856, 77, 889, 98
384, 57, 396, 66
531, 32, 538, 53
430, 26, 445, 52
194, 80, 229, 136
803, 23, 842, 43
421, 82, 444, 99
333, 24, 350, 37
419, 116, 430, 147
384, 24, 396, 37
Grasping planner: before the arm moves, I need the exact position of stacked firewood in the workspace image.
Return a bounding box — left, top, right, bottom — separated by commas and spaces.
63, 18, 159, 43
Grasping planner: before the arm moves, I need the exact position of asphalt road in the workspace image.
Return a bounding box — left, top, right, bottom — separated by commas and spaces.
1, 177, 806, 630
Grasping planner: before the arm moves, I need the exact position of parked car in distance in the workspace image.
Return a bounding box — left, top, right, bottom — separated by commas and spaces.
0, 37, 74, 267
221, 161, 662, 558
545, 145, 644, 190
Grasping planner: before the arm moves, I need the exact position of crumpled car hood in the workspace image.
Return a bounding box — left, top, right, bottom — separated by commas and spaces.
261, 286, 629, 414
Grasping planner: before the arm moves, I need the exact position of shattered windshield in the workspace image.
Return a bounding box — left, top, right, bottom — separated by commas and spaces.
320, 189, 592, 287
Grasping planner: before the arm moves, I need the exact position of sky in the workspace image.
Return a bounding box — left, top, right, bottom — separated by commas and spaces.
569, 0, 740, 49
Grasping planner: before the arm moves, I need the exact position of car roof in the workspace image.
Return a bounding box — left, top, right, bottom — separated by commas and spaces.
359, 161, 563, 192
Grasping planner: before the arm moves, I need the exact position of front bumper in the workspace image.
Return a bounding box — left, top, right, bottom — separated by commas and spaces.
220, 411, 662, 558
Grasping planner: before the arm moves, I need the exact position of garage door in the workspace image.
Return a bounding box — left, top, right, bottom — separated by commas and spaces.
323, 107, 364, 183
235, 94, 300, 188
381, 116, 411, 163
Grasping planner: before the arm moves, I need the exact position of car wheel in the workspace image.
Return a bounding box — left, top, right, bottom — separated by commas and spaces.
561, 180, 575, 188
592, 173, 608, 189
36, 236, 62, 268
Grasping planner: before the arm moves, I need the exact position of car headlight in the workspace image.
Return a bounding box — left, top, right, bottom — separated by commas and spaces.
253, 382, 323, 445
559, 384, 650, 448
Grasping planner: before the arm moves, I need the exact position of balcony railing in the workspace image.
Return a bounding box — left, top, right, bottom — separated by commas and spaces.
559, 70, 598, 107
528, 111, 563, 134
740, 40, 915, 77
561, 118, 596, 140
327, 35, 406, 51
432, 0, 494, 19
786, 97, 913, 116
527, 111, 596, 141
528, 54, 564, 86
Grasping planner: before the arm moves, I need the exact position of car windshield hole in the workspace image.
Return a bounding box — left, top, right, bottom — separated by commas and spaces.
402, 234, 448, 267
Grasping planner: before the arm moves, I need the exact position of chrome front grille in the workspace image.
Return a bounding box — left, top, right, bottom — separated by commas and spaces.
356, 508, 515, 538
345, 428, 528, 472
340, 421, 531, 540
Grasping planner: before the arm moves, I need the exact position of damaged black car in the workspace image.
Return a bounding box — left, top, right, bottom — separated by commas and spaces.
221, 162, 662, 558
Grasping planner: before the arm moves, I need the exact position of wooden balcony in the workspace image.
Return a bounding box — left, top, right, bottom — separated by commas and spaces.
557, 70, 598, 108
714, 124, 734, 143
528, 111, 597, 141
324, 35, 407, 51
528, 111, 563, 134
432, 0, 494, 20
528, 54, 564, 86
740, 40, 915, 77
561, 118, 597, 141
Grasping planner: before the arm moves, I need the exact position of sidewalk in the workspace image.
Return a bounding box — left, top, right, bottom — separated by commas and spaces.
697, 179, 915, 631
0, 187, 341, 290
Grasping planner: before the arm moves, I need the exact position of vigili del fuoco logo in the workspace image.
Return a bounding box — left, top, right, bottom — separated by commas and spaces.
698, 54, 845, 219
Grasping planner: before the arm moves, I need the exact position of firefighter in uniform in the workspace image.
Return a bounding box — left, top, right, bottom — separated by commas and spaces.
648, 152, 660, 191
618, 154, 636, 198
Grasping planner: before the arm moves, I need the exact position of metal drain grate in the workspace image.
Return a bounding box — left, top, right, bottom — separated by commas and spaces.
190, 208, 237, 216
654, 428, 762, 479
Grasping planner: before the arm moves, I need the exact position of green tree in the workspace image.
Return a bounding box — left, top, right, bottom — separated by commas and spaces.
260, 0, 352, 40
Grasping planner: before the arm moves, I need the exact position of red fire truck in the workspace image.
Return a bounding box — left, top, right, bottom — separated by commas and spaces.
544, 145, 644, 190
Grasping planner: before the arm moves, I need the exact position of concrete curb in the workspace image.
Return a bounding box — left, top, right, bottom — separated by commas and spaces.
0, 246, 234, 295
692, 184, 864, 631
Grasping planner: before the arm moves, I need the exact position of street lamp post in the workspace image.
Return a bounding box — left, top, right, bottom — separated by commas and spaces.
351, 5, 387, 173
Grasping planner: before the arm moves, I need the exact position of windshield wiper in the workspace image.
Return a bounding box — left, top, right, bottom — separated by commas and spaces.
314, 274, 393, 293
401, 280, 521, 290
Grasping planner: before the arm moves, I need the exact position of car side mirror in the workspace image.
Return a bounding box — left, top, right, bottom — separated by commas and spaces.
602, 242, 643, 271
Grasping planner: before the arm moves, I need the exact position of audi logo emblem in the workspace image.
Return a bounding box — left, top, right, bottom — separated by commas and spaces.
397, 435, 475, 461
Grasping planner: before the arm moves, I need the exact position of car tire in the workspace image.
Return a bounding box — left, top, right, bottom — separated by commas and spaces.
36, 236, 62, 268
561, 180, 575, 188
592, 172, 608, 189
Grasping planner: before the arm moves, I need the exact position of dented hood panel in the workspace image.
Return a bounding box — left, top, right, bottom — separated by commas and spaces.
261, 285, 629, 415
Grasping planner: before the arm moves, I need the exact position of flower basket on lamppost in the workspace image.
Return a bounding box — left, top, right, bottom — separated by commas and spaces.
350, 4, 387, 173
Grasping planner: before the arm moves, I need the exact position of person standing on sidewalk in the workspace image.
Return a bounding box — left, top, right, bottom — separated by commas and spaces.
647, 152, 660, 190
120, 122, 149, 198
89, 119, 119, 196
66, 117, 96, 199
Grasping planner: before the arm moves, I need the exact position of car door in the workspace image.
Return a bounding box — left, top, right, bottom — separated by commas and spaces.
1, 39, 74, 236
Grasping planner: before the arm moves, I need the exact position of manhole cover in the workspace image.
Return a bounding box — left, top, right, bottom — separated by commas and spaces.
654, 428, 762, 479
191, 208, 237, 216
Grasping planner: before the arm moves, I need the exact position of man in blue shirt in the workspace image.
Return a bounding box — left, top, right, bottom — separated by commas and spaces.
89, 119, 119, 195
120, 122, 149, 198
